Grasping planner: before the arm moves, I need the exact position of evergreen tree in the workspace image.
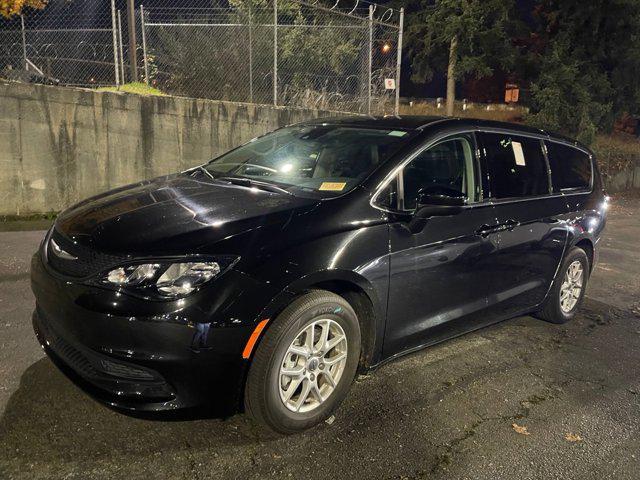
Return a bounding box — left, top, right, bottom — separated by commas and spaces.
527, 0, 640, 143
404, 0, 518, 116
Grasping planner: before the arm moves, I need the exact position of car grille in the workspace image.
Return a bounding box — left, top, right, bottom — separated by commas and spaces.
46, 229, 127, 278
98, 358, 155, 381
49, 325, 98, 378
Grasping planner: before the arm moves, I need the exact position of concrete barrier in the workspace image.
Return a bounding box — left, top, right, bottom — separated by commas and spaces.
1, 82, 637, 216
596, 154, 640, 192
0, 82, 337, 216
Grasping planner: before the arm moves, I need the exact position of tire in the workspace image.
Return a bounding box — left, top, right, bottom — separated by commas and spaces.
244, 290, 361, 434
535, 246, 590, 324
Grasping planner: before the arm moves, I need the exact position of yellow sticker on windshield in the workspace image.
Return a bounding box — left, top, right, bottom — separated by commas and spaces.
319, 182, 347, 191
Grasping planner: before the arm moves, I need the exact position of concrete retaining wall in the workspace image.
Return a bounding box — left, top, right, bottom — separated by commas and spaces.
0, 82, 337, 215
605, 159, 640, 193
1, 82, 637, 216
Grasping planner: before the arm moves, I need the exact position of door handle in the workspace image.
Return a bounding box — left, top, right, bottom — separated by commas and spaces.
475, 224, 496, 237
504, 219, 520, 231
476, 219, 520, 237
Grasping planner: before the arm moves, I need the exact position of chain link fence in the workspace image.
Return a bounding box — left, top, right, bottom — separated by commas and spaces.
0, 0, 403, 114
0, 2, 118, 87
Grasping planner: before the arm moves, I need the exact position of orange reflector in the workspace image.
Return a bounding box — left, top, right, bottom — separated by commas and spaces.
242, 319, 270, 359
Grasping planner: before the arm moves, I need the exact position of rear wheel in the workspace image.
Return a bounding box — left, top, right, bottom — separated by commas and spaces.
244, 290, 361, 434
536, 246, 589, 324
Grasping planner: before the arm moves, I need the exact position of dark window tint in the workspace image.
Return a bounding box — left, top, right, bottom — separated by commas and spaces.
481, 133, 549, 199
402, 135, 476, 210
546, 142, 592, 192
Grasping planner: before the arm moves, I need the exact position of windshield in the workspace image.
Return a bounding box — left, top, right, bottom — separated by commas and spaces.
204, 124, 412, 196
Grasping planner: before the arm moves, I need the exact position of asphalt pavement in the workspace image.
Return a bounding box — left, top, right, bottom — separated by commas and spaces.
0, 193, 638, 480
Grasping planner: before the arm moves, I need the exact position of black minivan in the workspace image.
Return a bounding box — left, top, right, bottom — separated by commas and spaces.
31, 116, 607, 433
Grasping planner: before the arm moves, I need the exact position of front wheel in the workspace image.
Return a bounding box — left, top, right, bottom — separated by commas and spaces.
535, 246, 590, 324
244, 290, 361, 434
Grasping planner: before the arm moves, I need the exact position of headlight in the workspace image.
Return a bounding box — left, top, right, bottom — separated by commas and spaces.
156, 262, 221, 296
99, 256, 238, 299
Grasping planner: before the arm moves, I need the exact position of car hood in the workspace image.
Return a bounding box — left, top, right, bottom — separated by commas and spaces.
54, 172, 318, 255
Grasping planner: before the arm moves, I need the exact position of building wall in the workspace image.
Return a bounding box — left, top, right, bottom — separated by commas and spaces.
0, 82, 337, 215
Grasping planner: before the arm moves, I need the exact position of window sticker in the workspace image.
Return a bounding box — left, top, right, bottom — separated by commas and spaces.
319, 182, 347, 191
388, 130, 407, 137
512, 141, 526, 166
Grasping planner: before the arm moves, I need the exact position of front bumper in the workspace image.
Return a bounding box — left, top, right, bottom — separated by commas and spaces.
31, 250, 280, 413
33, 309, 180, 409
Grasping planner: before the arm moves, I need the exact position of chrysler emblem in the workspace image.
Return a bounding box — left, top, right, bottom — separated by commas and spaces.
50, 238, 78, 261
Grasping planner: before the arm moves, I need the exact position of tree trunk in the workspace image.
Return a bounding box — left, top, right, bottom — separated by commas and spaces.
446, 35, 458, 117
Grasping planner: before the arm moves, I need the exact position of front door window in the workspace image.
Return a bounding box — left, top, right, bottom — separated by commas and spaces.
401, 134, 478, 210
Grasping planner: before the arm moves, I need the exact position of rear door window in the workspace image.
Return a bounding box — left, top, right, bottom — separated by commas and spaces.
480, 132, 550, 199
545, 142, 592, 192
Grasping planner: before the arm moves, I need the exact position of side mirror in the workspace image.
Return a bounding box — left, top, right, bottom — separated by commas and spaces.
414, 192, 466, 219
407, 192, 466, 234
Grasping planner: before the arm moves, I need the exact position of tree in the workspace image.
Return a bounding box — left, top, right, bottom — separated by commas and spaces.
526, 0, 640, 144
525, 32, 612, 144
152, 0, 362, 109
0, 0, 46, 18
404, 0, 518, 116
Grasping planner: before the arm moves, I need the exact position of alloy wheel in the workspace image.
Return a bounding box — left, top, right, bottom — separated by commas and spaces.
560, 260, 584, 313
278, 319, 348, 413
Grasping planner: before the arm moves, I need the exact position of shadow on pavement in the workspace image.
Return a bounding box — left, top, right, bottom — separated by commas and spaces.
0, 299, 637, 479
0, 359, 261, 463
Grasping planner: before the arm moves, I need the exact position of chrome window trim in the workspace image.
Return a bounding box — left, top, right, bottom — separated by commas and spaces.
484, 189, 591, 206
473, 126, 593, 155
370, 127, 595, 215
370, 129, 481, 214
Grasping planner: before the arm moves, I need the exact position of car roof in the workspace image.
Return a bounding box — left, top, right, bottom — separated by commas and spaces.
304, 115, 582, 144
303, 115, 448, 130
306, 114, 550, 133
300, 115, 591, 153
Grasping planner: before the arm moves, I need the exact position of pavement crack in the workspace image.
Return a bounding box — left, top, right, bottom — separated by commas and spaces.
430, 419, 483, 475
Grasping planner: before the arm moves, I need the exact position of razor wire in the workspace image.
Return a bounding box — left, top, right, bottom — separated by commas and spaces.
0, 5, 119, 87
0, 0, 403, 114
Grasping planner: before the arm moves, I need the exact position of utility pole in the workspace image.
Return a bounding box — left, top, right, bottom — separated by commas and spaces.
127, 0, 139, 82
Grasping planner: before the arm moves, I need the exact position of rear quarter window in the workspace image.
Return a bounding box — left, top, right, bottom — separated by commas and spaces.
545, 142, 592, 192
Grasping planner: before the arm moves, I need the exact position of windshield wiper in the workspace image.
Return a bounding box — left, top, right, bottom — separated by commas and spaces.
194, 165, 215, 179
218, 176, 292, 195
